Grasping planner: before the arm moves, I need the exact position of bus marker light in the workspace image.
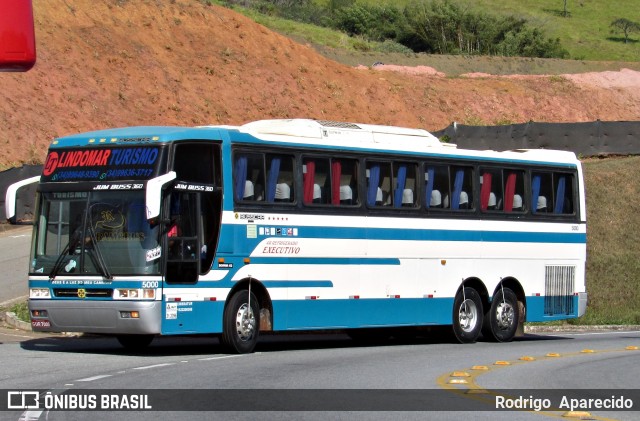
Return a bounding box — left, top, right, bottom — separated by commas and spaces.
447, 378, 468, 384
207, 297, 217, 301
440, 260, 446, 265
581, 349, 595, 353
349, 295, 360, 299
306, 296, 318, 300
218, 258, 225, 264
546, 353, 560, 357
424, 294, 434, 298
626, 346, 638, 350
494, 361, 510, 365
471, 366, 488, 370
244, 258, 251, 264
535, 293, 541, 296
520, 356, 535, 361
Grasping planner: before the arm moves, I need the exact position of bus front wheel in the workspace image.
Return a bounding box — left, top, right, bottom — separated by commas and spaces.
222, 290, 260, 354
483, 288, 519, 342
452, 287, 483, 344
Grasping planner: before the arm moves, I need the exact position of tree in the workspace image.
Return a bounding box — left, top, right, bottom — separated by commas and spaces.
610, 18, 640, 44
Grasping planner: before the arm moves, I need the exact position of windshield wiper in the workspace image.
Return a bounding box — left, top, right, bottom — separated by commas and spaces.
49, 230, 83, 280
85, 225, 112, 280
49, 241, 72, 280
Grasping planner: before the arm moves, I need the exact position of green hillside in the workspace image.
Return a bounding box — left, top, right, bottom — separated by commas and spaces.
334, 0, 640, 61
231, 0, 640, 61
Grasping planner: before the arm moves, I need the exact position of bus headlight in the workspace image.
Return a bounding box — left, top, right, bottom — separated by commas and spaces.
114, 289, 156, 300
30, 288, 51, 298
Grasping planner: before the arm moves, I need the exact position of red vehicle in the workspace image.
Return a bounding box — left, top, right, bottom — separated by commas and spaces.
0, 0, 36, 71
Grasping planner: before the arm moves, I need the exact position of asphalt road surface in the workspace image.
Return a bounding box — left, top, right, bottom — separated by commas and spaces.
0, 226, 638, 421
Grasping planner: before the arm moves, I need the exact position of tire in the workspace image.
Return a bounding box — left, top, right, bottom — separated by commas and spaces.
452, 287, 483, 344
221, 290, 260, 354
116, 334, 154, 350
483, 287, 519, 342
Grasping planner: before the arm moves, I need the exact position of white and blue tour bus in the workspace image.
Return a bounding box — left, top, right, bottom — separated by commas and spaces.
5, 119, 587, 353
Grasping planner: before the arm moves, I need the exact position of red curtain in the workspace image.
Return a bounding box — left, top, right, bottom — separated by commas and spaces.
303, 160, 315, 204
504, 172, 516, 212
480, 172, 492, 211
331, 161, 341, 205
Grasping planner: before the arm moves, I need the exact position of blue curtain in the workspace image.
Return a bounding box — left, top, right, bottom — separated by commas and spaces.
452, 169, 464, 210
425, 167, 435, 209
393, 165, 407, 208
266, 157, 281, 203
531, 174, 541, 214
554, 176, 566, 214
234, 156, 247, 201
367, 164, 380, 206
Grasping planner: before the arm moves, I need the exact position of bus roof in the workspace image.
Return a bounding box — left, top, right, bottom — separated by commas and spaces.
51, 119, 579, 166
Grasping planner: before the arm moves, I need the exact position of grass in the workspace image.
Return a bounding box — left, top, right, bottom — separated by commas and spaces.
319, 0, 640, 62
9, 301, 30, 322
577, 156, 640, 325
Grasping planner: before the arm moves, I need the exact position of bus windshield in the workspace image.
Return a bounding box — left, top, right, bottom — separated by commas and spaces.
31, 190, 161, 277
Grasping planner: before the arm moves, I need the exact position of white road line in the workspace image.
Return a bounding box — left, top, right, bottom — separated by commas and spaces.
198, 355, 243, 361
544, 330, 640, 337
132, 362, 175, 370
76, 374, 113, 382
19, 410, 43, 421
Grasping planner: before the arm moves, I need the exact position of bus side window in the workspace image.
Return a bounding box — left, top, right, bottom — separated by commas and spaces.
447, 166, 474, 210
367, 161, 391, 207
553, 173, 574, 214
234, 153, 265, 202
532, 172, 553, 214
504, 170, 525, 212
303, 157, 330, 205
393, 162, 417, 208
425, 164, 448, 209
480, 168, 502, 211
266, 154, 294, 203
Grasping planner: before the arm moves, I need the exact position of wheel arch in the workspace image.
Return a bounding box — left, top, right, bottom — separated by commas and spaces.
227, 277, 273, 331
491, 276, 526, 337
457, 277, 490, 314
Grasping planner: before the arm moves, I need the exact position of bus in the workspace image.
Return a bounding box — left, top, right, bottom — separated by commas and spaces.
5, 119, 587, 353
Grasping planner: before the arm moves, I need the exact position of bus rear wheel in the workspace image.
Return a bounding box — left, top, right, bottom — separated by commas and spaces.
221, 290, 260, 354
452, 287, 483, 343
483, 288, 519, 342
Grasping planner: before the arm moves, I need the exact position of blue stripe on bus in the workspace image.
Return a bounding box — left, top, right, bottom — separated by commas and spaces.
262, 280, 334, 288
251, 258, 400, 265
235, 225, 587, 244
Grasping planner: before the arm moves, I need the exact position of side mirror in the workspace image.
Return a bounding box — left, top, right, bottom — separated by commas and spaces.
146, 171, 176, 220
5, 175, 40, 223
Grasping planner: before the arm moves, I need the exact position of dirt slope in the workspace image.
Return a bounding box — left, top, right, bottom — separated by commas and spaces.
2, 0, 639, 168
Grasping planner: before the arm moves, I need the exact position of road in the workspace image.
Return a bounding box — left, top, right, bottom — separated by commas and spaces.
0, 226, 639, 420
0, 328, 639, 420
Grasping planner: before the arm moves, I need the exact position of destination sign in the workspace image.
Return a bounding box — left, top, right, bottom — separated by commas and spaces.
41, 146, 166, 183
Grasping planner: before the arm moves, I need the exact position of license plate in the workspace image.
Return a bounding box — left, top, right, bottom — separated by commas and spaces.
31, 320, 51, 328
